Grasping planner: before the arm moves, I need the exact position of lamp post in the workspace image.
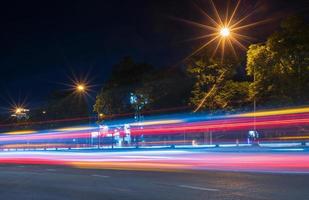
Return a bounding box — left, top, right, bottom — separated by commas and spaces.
252, 63, 259, 145
253, 65, 256, 132
74, 82, 93, 147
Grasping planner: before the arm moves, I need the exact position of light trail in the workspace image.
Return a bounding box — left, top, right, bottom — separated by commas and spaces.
3, 130, 37, 135
131, 113, 309, 136
0, 106, 308, 148
237, 107, 309, 117
0, 150, 308, 173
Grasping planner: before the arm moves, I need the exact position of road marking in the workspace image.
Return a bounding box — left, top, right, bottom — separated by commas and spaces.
7, 171, 44, 176
91, 174, 110, 178
18, 165, 25, 168
178, 185, 219, 192
46, 168, 57, 171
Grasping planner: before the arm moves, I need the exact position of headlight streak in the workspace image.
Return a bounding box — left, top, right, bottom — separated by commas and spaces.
3, 130, 37, 135
0, 151, 308, 173
131, 113, 309, 136
0, 107, 308, 147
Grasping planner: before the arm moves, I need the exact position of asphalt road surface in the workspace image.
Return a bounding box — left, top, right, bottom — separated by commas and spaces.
0, 165, 308, 200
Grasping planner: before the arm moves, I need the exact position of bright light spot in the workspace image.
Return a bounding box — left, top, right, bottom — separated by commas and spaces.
15, 108, 22, 114
76, 84, 85, 92
220, 27, 230, 37
14, 107, 29, 114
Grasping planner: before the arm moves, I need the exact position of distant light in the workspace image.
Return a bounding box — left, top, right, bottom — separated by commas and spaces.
91, 132, 99, 138
15, 108, 22, 114
76, 84, 85, 92
13, 107, 29, 115
220, 27, 230, 37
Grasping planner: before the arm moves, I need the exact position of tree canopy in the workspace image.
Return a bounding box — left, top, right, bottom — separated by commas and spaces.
94, 57, 156, 116
247, 16, 309, 106
94, 57, 192, 117
187, 55, 250, 112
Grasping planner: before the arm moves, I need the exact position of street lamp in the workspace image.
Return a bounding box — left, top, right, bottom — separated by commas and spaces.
11, 107, 30, 120
74, 81, 95, 147
15, 108, 23, 114
181, 0, 266, 62
76, 84, 86, 93
220, 27, 230, 37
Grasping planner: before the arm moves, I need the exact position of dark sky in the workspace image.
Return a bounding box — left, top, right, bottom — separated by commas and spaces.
0, 0, 308, 109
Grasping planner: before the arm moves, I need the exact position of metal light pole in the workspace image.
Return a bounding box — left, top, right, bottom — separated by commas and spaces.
74, 83, 92, 147
253, 65, 256, 132
251, 64, 259, 146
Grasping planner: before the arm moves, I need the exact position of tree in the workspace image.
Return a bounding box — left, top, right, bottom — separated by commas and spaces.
94, 57, 155, 116
215, 80, 250, 110
94, 57, 192, 118
247, 16, 309, 106
187, 55, 250, 112
132, 68, 192, 110
45, 90, 88, 119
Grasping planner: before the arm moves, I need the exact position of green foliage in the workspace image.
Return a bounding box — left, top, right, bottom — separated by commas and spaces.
247, 16, 309, 106
215, 81, 250, 110
187, 56, 250, 111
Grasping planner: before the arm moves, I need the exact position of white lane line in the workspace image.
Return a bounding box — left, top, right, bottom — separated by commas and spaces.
46, 169, 57, 172
6, 171, 44, 176
91, 174, 110, 178
178, 185, 219, 192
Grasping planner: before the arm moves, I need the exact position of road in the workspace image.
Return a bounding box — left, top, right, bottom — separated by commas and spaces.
0, 164, 308, 200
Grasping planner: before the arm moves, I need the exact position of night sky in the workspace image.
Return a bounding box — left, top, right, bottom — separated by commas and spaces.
0, 0, 308, 110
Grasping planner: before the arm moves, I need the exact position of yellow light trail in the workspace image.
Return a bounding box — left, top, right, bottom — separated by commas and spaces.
237, 107, 309, 117
2, 130, 37, 135
56, 126, 95, 132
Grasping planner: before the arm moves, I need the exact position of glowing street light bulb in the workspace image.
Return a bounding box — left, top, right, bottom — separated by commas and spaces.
15, 108, 22, 114
220, 27, 230, 37
76, 84, 85, 92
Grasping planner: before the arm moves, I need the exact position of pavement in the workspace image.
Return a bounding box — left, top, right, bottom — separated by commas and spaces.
0, 164, 308, 200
